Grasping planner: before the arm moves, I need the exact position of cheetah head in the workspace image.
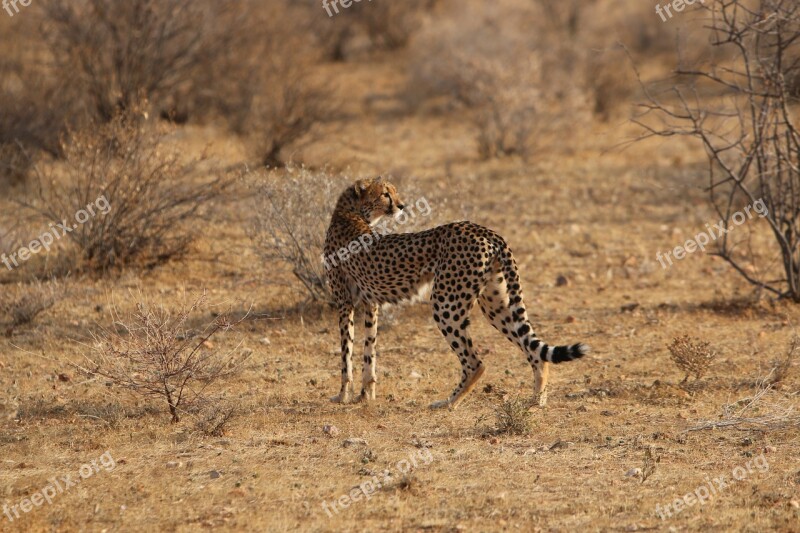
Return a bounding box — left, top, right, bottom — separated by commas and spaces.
353, 178, 406, 223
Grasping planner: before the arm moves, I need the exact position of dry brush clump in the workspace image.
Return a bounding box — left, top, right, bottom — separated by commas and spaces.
637, 0, 800, 301
249, 166, 352, 303
0, 278, 66, 336
668, 335, 717, 382
305, 0, 440, 60
687, 373, 800, 432
406, 0, 590, 159
38, 0, 238, 123
84, 292, 248, 424
17, 103, 235, 273
0, 16, 79, 188
493, 396, 534, 436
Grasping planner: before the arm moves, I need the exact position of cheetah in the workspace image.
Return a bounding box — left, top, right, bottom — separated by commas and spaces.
323, 178, 589, 409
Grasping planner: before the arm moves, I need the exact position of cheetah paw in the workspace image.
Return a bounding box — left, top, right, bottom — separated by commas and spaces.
330, 393, 351, 404
429, 399, 451, 410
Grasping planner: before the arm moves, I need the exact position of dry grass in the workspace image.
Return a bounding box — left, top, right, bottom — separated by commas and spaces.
668, 335, 717, 382
82, 291, 249, 423
16, 103, 236, 273
2, 1, 800, 532
0, 278, 65, 335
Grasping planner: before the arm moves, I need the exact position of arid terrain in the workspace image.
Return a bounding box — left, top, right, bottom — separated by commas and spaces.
1, 1, 800, 532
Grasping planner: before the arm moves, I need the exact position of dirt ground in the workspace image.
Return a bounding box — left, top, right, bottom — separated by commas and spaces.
2, 10, 800, 533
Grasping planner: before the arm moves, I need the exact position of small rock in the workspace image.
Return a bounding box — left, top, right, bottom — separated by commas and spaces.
210, 470, 221, 479
343, 438, 368, 447
620, 303, 640, 313
409, 371, 423, 379
576, 405, 588, 413
489, 437, 499, 445
57, 373, 70, 382
556, 275, 569, 287
625, 468, 642, 478
566, 315, 577, 324
601, 410, 615, 417
790, 500, 799, 509
260, 337, 271, 345
323, 425, 339, 436
549, 440, 574, 451
165, 461, 181, 468
764, 445, 777, 453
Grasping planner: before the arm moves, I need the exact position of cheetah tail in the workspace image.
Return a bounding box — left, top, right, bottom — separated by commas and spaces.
543, 343, 591, 364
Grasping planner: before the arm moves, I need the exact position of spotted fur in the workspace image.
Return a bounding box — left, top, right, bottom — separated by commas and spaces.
324, 178, 589, 409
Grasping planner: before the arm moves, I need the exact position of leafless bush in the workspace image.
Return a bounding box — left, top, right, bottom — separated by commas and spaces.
193, 400, 239, 437
353, 0, 439, 50
687, 374, 799, 432
493, 396, 533, 436
0, 18, 79, 185
668, 335, 717, 382
303, 0, 438, 60
0, 279, 65, 335
221, 3, 330, 166
766, 335, 798, 388
640, 446, 660, 483
84, 292, 248, 423
637, 0, 800, 301
250, 166, 352, 303
407, 1, 589, 158
39, 0, 240, 122
17, 102, 235, 272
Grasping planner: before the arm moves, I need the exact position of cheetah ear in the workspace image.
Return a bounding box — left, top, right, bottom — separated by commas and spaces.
354, 179, 371, 198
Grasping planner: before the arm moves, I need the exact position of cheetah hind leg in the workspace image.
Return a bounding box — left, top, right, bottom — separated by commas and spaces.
429, 298, 486, 410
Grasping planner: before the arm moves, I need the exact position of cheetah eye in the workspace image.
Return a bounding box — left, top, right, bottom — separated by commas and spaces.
383, 193, 391, 198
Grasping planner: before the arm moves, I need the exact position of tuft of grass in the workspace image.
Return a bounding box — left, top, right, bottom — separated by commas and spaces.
494, 396, 533, 436
641, 446, 660, 483
668, 335, 716, 382
0, 278, 65, 335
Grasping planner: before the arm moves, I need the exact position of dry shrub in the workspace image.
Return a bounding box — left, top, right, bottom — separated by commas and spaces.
249, 167, 439, 303
668, 335, 717, 382
39, 0, 239, 123
493, 396, 533, 436
18, 103, 235, 273
220, 2, 330, 166
765, 335, 798, 388
0, 278, 65, 335
305, 0, 439, 60
84, 292, 248, 423
250, 166, 352, 303
687, 374, 800, 432
640, 446, 660, 483
407, 0, 590, 158
352, 0, 439, 50
193, 400, 239, 437
0, 16, 79, 187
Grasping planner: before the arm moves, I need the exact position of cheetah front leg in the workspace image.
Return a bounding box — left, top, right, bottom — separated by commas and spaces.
331, 306, 355, 404
357, 304, 379, 402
